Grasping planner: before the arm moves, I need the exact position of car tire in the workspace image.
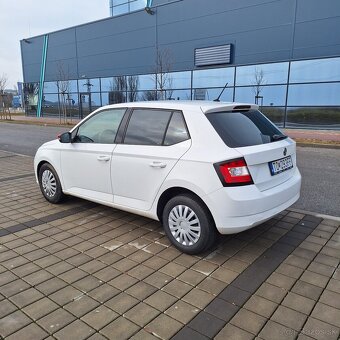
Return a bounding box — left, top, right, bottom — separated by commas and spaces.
162, 194, 218, 254
38, 163, 64, 204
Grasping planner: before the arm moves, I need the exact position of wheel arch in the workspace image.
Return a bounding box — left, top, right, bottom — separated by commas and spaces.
156, 186, 216, 226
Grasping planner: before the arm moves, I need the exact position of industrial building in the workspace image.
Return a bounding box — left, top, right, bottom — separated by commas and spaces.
21, 0, 340, 129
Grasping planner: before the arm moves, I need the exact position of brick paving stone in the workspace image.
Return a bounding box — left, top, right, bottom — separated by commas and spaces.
276, 263, 304, 279
54, 319, 95, 340
0, 299, 17, 319
191, 260, 219, 276
144, 290, 177, 311
222, 258, 249, 273
0, 279, 31, 298
146, 314, 183, 339
311, 302, 340, 327
9, 287, 44, 308
162, 279, 193, 299
111, 266, 140, 285
105, 292, 139, 314
319, 289, 340, 309
259, 320, 296, 340
130, 329, 159, 340
0, 310, 32, 338
177, 269, 206, 286
187, 311, 226, 338
78, 259, 107, 274
292, 280, 323, 300
205, 298, 239, 322
314, 253, 339, 267
215, 323, 254, 340
34, 255, 60, 268
127, 264, 155, 280
182, 288, 215, 309
211, 267, 239, 283
271, 305, 307, 331
327, 278, 340, 294
266, 272, 296, 290
64, 295, 100, 318
143, 271, 172, 289
256, 282, 287, 303
165, 300, 200, 324
230, 308, 267, 335
35, 277, 67, 295
49, 286, 83, 305
6, 323, 48, 340
125, 302, 160, 327
307, 261, 336, 277
197, 277, 226, 295
87, 283, 120, 303
125, 281, 157, 300
81, 305, 119, 330
72, 275, 102, 292
302, 317, 340, 340
159, 262, 187, 278
22, 297, 59, 321
244, 295, 278, 318
282, 292, 316, 315
300, 270, 329, 288
37, 308, 76, 334
100, 316, 139, 340
285, 254, 310, 269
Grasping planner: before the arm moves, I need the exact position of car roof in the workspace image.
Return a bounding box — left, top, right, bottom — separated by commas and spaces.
100, 101, 259, 114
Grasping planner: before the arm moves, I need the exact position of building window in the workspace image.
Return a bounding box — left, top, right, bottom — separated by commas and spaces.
110, 0, 147, 16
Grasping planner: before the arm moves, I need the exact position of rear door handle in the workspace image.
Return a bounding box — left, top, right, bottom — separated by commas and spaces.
149, 161, 167, 169
97, 155, 110, 162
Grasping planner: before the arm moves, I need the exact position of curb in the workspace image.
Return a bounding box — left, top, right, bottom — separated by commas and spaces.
289, 208, 340, 222
0, 119, 76, 129
295, 142, 340, 149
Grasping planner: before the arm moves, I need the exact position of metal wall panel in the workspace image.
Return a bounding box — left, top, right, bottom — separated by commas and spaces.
21, 0, 340, 83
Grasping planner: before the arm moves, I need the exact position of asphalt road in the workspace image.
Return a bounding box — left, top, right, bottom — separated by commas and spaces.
0, 122, 339, 217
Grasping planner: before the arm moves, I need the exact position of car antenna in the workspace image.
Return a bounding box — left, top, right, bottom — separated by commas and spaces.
213, 82, 228, 102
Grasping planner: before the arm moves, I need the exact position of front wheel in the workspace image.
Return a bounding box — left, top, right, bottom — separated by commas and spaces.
38, 163, 64, 204
162, 194, 218, 254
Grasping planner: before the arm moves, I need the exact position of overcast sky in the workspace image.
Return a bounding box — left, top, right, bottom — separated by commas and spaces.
0, 0, 108, 89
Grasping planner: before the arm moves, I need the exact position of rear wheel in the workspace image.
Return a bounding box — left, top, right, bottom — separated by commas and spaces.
38, 163, 64, 204
162, 194, 218, 254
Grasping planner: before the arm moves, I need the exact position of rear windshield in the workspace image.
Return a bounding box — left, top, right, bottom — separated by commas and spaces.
206, 109, 286, 148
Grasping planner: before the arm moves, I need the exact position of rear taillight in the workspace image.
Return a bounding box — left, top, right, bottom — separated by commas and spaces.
214, 158, 253, 186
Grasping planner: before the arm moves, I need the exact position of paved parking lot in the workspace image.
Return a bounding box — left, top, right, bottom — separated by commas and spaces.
0, 150, 339, 340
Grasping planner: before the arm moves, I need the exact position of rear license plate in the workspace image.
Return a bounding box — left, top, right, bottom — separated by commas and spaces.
269, 156, 293, 176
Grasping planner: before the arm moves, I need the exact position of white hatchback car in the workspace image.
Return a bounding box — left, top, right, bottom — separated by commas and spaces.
34, 101, 301, 254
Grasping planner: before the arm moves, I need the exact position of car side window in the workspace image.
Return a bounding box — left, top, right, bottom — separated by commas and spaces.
164, 111, 190, 146
124, 109, 172, 145
74, 108, 126, 144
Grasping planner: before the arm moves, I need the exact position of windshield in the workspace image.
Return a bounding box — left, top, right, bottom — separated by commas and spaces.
206, 109, 286, 148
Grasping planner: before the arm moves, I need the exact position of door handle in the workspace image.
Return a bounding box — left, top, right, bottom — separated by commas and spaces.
97, 155, 110, 162
149, 161, 167, 169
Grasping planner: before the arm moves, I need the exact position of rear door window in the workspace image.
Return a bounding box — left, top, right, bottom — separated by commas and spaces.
206, 109, 286, 148
124, 109, 172, 145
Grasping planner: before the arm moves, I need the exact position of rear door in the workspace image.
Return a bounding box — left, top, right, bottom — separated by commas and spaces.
112, 108, 191, 211
206, 108, 297, 191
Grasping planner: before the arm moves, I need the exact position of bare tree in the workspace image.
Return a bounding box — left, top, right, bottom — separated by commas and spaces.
252, 67, 266, 105
127, 75, 139, 102
141, 90, 158, 101
55, 61, 71, 124
152, 48, 174, 100
0, 74, 10, 119
109, 76, 126, 104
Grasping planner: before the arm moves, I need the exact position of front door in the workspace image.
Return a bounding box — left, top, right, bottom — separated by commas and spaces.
60, 108, 126, 202
112, 109, 191, 211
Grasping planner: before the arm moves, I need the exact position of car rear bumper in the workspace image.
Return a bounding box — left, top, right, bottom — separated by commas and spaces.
205, 168, 301, 234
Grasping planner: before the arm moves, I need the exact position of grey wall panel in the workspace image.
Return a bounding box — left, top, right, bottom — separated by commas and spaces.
296, 0, 340, 22
77, 47, 157, 78
293, 16, 340, 59
44, 59, 79, 81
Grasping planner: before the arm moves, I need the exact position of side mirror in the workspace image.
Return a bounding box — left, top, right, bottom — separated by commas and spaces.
58, 132, 72, 143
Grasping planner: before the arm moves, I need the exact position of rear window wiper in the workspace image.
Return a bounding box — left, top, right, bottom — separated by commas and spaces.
272, 134, 288, 141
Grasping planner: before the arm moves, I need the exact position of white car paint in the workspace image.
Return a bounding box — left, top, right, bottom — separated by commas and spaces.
34, 101, 301, 234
